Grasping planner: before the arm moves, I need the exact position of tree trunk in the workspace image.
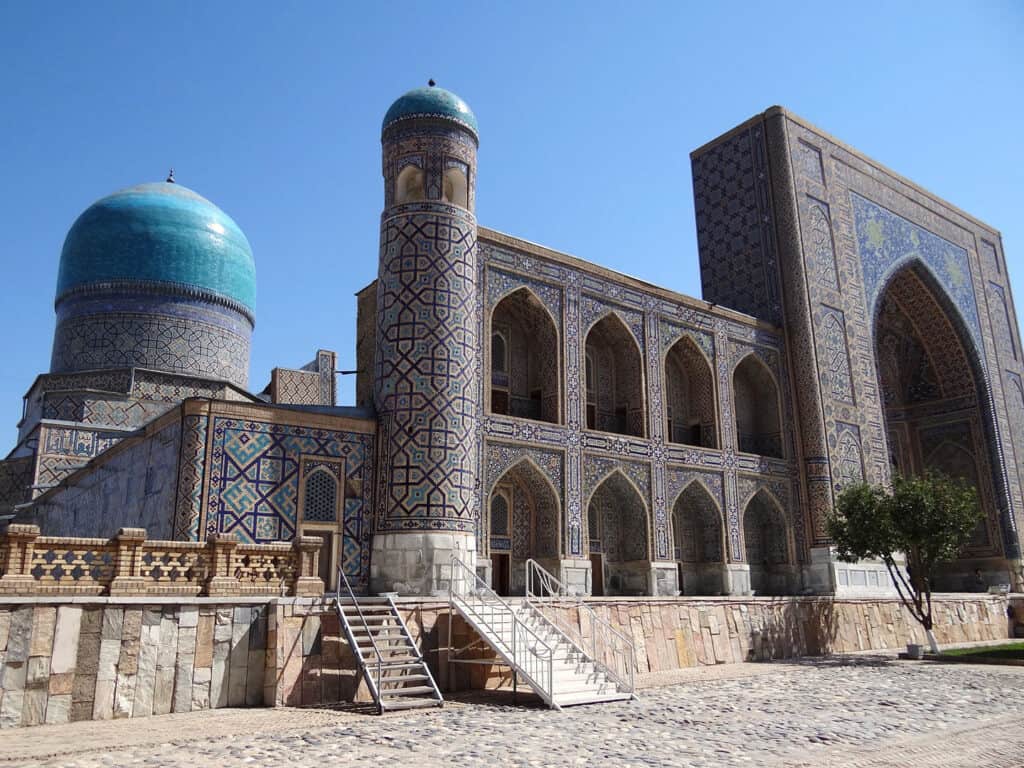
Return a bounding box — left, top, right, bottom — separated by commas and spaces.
925, 628, 939, 654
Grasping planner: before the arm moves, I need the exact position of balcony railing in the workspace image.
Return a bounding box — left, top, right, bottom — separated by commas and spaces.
0, 524, 324, 598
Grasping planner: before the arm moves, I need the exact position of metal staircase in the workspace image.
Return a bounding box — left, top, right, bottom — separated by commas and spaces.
334, 567, 443, 714
448, 556, 636, 710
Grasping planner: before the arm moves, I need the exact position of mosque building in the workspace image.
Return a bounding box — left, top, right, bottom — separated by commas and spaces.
1, 84, 1022, 600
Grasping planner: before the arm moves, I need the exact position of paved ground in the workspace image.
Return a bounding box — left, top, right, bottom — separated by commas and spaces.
3, 657, 1024, 767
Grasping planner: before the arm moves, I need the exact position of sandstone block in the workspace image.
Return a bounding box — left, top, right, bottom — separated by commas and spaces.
44, 693, 71, 725
179, 606, 199, 628
1, 659, 26, 691
121, 608, 143, 641
152, 664, 175, 716
173, 658, 194, 713
26, 656, 49, 687
48, 672, 74, 696
21, 687, 47, 726
0, 610, 10, 651
6, 607, 33, 663
92, 679, 114, 720
30, 608, 57, 658
96, 639, 120, 682
100, 608, 124, 641
112, 673, 136, 719
194, 615, 215, 668
0, 690, 24, 728
51, 606, 82, 675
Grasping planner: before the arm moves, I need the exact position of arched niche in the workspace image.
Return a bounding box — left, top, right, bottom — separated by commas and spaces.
873, 263, 1004, 587
443, 165, 468, 208
672, 482, 725, 595
584, 314, 645, 437
395, 163, 425, 204
486, 459, 561, 595
733, 354, 783, 458
489, 288, 560, 424
664, 336, 717, 448
742, 489, 794, 596
587, 471, 650, 595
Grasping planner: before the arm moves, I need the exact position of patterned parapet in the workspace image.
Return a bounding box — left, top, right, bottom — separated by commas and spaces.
0, 524, 323, 597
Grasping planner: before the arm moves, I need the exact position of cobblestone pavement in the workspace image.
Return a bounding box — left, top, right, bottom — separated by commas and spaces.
4, 658, 1024, 767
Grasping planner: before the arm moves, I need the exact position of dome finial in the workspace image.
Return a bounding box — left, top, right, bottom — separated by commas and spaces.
166, 168, 175, 184
428, 78, 436, 87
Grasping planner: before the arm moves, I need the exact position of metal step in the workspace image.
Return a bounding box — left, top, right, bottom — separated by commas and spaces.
379, 685, 438, 698
382, 698, 443, 712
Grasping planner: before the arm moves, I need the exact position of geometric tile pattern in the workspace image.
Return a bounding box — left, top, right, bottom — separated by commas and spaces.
852, 192, 984, 355
693, 124, 783, 325
50, 310, 251, 389
374, 210, 478, 532
174, 414, 208, 540
204, 416, 373, 590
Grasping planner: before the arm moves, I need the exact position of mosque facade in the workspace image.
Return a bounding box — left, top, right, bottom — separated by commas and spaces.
1, 86, 1022, 600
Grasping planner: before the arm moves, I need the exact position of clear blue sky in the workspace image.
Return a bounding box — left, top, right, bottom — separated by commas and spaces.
0, 2, 1021, 443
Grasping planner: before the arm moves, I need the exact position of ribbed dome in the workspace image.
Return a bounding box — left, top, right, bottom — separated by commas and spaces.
382, 85, 477, 138
57, 182, 256, 314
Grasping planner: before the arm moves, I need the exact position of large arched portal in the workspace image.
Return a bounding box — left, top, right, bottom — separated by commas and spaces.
584, 314, 645, 437
733, 355, 783, 458
587, 471, 650, 595
665, 337, 717, 448
673, 482, 725, 595
743, 489, 795, 595
487, 460, 560, 596
874, 265, 1002, 588
490, 288, 560, 423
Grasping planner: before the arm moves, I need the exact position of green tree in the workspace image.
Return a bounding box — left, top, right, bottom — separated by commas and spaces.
826, 471, 981, 653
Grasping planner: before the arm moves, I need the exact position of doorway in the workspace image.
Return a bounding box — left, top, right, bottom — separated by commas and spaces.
492, 553, 510, 596
590, 553, 604, 596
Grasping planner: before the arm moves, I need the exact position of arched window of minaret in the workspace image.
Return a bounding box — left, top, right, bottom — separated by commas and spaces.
733, 354, 783, 458
443, 163, 468, 208
395, 163, 425, 204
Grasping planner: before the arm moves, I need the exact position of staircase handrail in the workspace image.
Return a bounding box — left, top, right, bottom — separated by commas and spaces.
449, 556, 556, 706
525, 558, 636, 695
385, 592, 443, 704
335, 564, 385, 710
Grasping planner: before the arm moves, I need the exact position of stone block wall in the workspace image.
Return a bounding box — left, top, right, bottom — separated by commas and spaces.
28, 412, 182, 539
0, 600, 270, 729
0, 594, 1015, 728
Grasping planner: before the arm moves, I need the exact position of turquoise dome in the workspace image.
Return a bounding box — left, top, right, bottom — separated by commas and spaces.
57, 182, 256, 313
382, 85, 478, 137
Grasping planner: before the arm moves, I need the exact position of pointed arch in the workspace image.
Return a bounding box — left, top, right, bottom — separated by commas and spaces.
584, 312, 646, 437
872, 261, 1009, 585
742, 488, 794, 596
672, 480, 726, 595
732, 353, 783, 458
664, 335, 717, 448
486, 456, 562, 595
489, 286, 560, 424
587, 469, 651, 595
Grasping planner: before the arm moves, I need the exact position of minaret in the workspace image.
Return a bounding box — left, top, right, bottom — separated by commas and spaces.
372, 82, 480, 594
